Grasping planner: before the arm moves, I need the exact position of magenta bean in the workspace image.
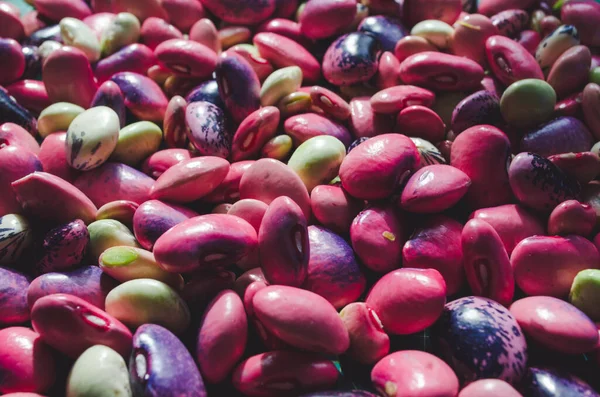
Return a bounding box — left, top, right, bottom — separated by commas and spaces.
90, 80, 127, 127
27, 266, 117, 310
110, 71, 168, 122
36, 219, 89, 274
154, 214, 257, 273
181, 270, 235, 312
508, 152, 580, 212
395, 105, 446, 143
375, 52, 401, 89
299, 0, 356, 40
161, 95, 187, 148
310, 185, 363, 235
470, 204, 545, 255
0, 123, 39, 154
155, 39, 216, 79
515, 29, 540, 55
512, 235, 600, 297
402, 215, 465, 296
6, 80, 50, 116
0, 38, 24, 85
231, 107, 279, 162
253, 285, 349, 354
185, 101, 232, 158
366, 268, 447, 335
511, 296, 598, 354
490, 9, 529, 38
370, 85, 435, 114
340, 134, 419, 200
323, 32, 381, 86
240, 158, 312, 220
371, 351, 459, 397
549, 151, 600, 184
142, 148, 191, 179
451, 125, 512, 209
478, 0, 536, 16
95, 43, 156, 84
339, 302, 389, 365
349, 97, 395, 139
358, 15, 408, 53
303, 226, 365, 309
232, 351, 339, 397
0, 2, 24, 40
140, 17, 183, 50
350, 205, 405, 273
228, 199, 268, 235
0, 87, 37, 136
459, 379, 522, 397
485, 35, 544, 86
461, 219, 514, 307
234, 268, 265, 299
257, 18, 309, 49
583, 83, 600, 141
258, 196, 308, 287
12, 171, 97, 225
199, 161, 252, 204
399, 52, 484, 91
400, 164, 471, 213
196, 290, 247, 383
0, 145, 42, 216
284, 113, 352, 148
133, 199, 197, 250
452, 14, 499, 65
74, 162, 154, 207
42, 46, 97, 108
548, 200, 596, 237
0, 267, 30, 326
520, 117, 593, 157
562, 0, 600, 47
0, 327, 56, 394
37, 132, 80, 183
150, 157, 230, 203
200, 0, 275, 25
34, 0, 91, 22
309, 86, 351, 121
547, 45, 591, 99
253, 32, 321, 83
31, 293, 132, 358
90, 0, 167, 21
403, 0, 462, 26
161, 0, 205, 32
215, 52, 261, 124
554, 91, 583, 118
451, 90, 502, 135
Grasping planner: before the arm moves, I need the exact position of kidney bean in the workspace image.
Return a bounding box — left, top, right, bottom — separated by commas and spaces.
371, 351, 459, 397
403, 0, 462, 26
232, 351, 339, 397
452, 14, 498, 65
485, 35, 543, 86
395, 105, 446, 142
0, 2, 24, 40
547, 45, 591, 99
31, 293, 132, 358
322, 32, 381, 86
299, 0, 356, 40
340, 302, 389, 365
253, 285, 349, 354
512, 235, 600, 297
458, 379, 522, 397
451, 90, 502, 135
111, 71, 167, 122
0, 327, 56, 394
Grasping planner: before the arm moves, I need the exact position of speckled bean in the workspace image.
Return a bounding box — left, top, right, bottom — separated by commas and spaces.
0, 266, 30, 326
185, 101, 232, 158
451, 90, 502, 135
110, 71, 168, 123
91, 81, 127, 128
323, 32, 381, 86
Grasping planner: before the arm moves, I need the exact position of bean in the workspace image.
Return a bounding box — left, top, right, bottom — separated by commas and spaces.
339, 302, 389, 365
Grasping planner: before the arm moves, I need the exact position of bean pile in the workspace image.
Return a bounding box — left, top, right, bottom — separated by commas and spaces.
3, 0, 600, 396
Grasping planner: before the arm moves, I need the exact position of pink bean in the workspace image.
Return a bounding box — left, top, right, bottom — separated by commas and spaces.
340, 302, 390, 365
548, 200, 596, 237
231, 106, 280, 162
512, 235, 600, 297
161, 0, 205, 32
549, 151, 600, 185
0, 327, 55, 394
402, 0, 462, 26
462, 219, 514, 307
197, 290, 247, 383
485, 35, 544, 86
31, 294, 132, 358
366, 268, 447, 335
140, 17, 183, 50
0, 2, 24, 40
34, 0, 91, 22
452, 13, 499, 65
0, 38, 24, 86
370, 85, 435, 114
6, 80, 50, 115
310, 184, 363, 235
459, 379, 522, 397
299, 0, 357, 40
141, 148, 191, 179
394, 35, 438, 63
395, 105, 446, 143
0, 123, 39, 154
348, 96, 395, 139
